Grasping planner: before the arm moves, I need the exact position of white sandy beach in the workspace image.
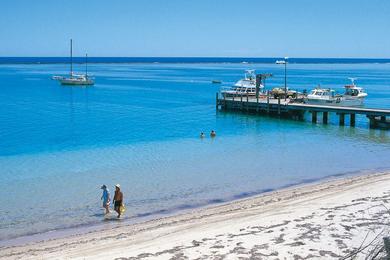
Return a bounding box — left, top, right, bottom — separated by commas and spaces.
2, 171, 390, 259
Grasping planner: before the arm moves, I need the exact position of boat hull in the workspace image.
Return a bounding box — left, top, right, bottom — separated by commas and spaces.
304, 97, 364, 107
221, 91, 267, 98
59, 78, 94, 86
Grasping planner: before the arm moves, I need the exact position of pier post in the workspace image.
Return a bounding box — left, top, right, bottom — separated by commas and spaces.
312, 111, 317, 123
339, 113, 345, 126
240, 95, 243, 110
267, 91, 270, 114
223, 93, 226, 110
256, 95, 259, 112
350, 114, 356, 126
322, 112, 328, 124
216, 92, 219, 110
278, 96, 281, 115
368, 116, 375, 128
246, 95, 249, 112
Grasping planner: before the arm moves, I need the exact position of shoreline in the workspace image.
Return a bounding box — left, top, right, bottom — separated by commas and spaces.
0, 168, 377, 248
2, 171, 390, 259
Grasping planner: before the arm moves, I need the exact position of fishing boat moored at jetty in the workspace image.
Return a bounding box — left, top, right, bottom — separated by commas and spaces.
305, 88, 340, 105
305, 78, 367, 106
221, 70, 264, 97
342, 78, 367, 105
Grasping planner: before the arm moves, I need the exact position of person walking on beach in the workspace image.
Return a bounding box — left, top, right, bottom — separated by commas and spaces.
113, 184, 123, 218
100, 185, 110, 215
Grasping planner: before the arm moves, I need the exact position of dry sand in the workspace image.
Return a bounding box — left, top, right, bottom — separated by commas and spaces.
2, 171, 390, 259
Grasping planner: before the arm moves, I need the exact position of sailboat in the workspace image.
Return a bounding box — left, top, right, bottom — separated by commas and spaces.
53, 39, 94, 86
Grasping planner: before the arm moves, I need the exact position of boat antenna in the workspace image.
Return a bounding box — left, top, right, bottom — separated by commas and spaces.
70, 39, 73, 77
348, 77, 357, 85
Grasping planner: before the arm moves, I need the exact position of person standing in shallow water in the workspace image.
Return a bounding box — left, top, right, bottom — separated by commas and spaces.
100, 185, 110, 214
113, 184, 123, 218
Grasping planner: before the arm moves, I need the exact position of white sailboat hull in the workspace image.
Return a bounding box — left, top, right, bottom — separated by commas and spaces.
53, 40, 94, 86
59, 78, 94, 86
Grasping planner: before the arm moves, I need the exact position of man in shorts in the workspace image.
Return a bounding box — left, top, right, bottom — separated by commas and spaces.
113, 184, 123, 218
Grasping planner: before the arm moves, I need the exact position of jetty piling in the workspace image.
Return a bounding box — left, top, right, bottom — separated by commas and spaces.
350, 114, 356, 126
267, 91, 270, 114
339, 113, 345, 126
323, 112, 328, 124
311, 111, 317, 124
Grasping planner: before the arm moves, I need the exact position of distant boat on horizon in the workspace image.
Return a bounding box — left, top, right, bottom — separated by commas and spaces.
52, 39, 94, 86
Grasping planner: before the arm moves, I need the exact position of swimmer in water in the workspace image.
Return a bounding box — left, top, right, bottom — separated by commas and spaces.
210, 130, 216, 137
200, 132, 205, 138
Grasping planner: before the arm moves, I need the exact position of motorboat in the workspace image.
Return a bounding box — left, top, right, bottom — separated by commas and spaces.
305, 87, 340, 105
221, 70, 263, 97
342, 78, 367, 106
53, 39, 94, 86
305, 79, 367, 106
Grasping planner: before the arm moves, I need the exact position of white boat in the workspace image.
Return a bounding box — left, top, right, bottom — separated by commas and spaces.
305, 79, 367, 106
221, 70, 263, 97
305, 87, 341, 105
59, 73, 94, 85
342, 78, 367, 106
53, 39, 94, 86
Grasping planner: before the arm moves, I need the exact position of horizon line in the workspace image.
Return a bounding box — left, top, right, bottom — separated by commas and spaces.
1, 56, 390, 59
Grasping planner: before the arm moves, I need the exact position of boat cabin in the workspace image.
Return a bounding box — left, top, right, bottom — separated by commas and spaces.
308, 88, 336, 98
344, 78, 367, 97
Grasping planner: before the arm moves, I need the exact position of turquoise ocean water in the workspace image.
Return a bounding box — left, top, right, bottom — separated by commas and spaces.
0, 61, 390, 243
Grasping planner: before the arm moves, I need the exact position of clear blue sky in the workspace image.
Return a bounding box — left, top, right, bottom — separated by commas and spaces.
1, 0, 389, 57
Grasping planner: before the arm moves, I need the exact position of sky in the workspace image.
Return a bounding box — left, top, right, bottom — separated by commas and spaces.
0, 0, 389, 58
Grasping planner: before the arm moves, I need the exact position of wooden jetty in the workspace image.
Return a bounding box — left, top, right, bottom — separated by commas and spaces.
216, 93, 390, 129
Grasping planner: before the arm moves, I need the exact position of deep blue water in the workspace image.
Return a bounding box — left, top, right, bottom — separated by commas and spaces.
0, 62, 390, 242
1, 57, 390, 64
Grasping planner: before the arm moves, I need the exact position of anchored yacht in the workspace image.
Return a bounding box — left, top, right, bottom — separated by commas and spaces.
53, 39, 94, 86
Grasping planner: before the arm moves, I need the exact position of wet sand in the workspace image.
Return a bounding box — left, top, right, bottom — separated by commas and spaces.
1, 171, 390, 259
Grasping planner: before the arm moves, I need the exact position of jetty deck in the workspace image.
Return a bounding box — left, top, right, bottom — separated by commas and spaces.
216, 94, 390, 129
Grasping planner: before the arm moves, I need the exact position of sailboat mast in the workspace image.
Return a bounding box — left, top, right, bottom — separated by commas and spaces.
70, 39, 73, 77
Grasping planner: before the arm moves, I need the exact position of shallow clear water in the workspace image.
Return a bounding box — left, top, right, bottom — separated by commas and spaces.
0, 62, 390, 241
